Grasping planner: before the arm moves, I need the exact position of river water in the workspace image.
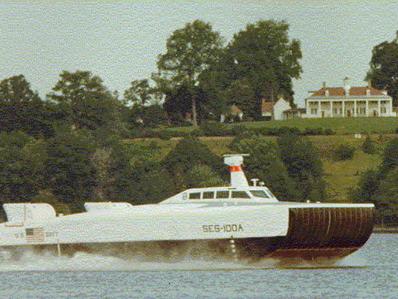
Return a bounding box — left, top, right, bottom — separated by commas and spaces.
0, 234, 396, 298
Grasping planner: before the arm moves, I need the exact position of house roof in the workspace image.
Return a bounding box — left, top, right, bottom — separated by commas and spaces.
284, 108, 306, 113
310, 86, 387, 97
230, 104, 242, 115
261, 99, 274, 113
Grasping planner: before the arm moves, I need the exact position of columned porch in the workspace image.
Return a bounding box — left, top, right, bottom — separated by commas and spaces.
306, 99, 394, 118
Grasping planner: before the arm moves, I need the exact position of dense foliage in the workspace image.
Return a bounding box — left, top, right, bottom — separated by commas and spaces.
366, 32, 398, 105
334, 144, 355, 160
229, 136, 296, 200
352, 138, 398, 224
277, 133, 326, 201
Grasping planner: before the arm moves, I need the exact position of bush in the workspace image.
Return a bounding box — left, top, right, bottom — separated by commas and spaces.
200, 122, 232, 136
277, 126, 301, 136
231, 125, 256, 138
334, 144, 355, 160
190, 128, 203, 137
157, 130, 174, 140
362, 135, 376, 154
324, 128, 336, 135
303, 127, 324, 135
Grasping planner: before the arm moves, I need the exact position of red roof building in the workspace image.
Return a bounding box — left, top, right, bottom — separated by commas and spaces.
304, 78, 395, 118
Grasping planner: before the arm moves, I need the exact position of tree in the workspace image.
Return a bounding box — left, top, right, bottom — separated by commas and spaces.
163, 84, 197, 125
230, 136, 296, 200
0, 75, 54, 137
156, 20, 224, 126
162, 137, 225, 190
362, 135, 377, 154
185, 165, 225, 188
277, 133, 326, 201
129, 160, 176, 204
221, 79, 255, 119
124, 79, 152, 106
334, 144, 355, 161
49, 70, 125, 134
351, 169, 380, 203
202, 20, 302, 118
380, 138, 398, 176
129, 104, 168, 128
375, 167, 398, 224
0, 131, 46, 203
366, 32, 398, 104
45, 129, 97, 211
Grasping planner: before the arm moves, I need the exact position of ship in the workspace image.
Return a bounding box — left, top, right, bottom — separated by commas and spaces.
0, 154, 374, 263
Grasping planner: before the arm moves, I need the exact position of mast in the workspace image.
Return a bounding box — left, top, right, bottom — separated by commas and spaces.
223, 154, 249, 187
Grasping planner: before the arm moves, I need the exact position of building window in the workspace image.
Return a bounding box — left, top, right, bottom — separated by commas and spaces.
333, 108, 339, 115
311, 108, 317, 115
381, 107, 387, 114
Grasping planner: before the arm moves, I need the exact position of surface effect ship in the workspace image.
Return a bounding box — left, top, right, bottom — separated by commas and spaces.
0, 154, 374, 262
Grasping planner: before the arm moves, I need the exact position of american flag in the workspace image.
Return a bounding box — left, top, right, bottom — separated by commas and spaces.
25, 227, 45, 243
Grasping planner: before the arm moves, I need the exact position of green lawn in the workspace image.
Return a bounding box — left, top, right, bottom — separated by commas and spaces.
239, 117, 398, 135
159, 117, 398, 135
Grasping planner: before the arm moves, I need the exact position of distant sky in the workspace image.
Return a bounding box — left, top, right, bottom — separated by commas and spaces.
1, 1, 397, 107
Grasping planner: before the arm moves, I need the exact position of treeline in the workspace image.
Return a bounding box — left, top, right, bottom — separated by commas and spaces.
132, 123, 336, 140
352, 138, 398, 225
0, 19, 303, 140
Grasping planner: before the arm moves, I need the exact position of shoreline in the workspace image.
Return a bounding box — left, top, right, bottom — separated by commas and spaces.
373, 226, 398, 233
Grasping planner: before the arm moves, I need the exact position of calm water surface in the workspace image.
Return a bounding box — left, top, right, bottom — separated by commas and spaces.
0, 234, 397, 298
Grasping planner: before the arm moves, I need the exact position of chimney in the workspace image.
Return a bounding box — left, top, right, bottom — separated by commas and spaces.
343, 77, 351, 96
368, 79, 372, 88
325, 89, 329, 97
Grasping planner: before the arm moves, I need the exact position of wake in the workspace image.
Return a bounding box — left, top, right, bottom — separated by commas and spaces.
0, 248, 366, 272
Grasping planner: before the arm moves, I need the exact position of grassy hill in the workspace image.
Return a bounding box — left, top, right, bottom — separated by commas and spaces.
161, 117, 398, 135
127, 133, 395, 202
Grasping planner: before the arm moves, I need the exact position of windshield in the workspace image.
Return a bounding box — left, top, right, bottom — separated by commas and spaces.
250, 190, 271, 199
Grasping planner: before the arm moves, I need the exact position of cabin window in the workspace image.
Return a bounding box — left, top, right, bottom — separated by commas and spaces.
216, 191, 229, 199
189, 192, 201, 200
250, 190, 270, 199
203, 191, 215, 199
231, 191, 250, 199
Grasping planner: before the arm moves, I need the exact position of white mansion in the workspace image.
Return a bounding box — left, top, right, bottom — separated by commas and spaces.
304, 78, 396, 118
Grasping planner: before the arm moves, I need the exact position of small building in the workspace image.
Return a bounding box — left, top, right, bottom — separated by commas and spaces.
220, 104, 244, 122
304, 78, 396, 118
261, 97, 293, 120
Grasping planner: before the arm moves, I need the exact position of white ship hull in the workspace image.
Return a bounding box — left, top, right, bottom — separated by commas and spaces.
0, 202, 374, 262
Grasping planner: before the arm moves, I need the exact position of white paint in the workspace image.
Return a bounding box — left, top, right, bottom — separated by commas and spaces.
273, 98, 292, 120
